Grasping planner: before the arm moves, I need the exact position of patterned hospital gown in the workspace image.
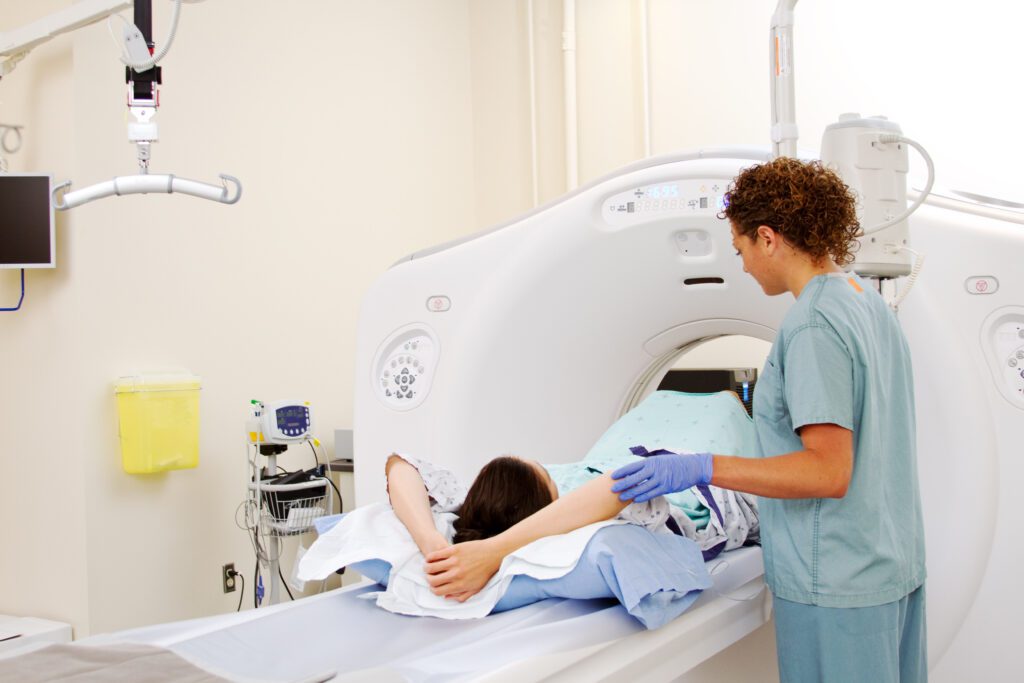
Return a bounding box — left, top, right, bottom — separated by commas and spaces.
386, 451, 758, 556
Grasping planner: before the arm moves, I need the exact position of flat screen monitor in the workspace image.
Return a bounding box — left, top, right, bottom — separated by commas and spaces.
0, 173, 56, 268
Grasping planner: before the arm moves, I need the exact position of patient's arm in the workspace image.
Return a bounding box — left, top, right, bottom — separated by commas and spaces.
385, 455, 451, 556
423, 472, 627, 600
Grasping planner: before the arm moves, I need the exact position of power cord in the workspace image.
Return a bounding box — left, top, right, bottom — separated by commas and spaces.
861, 134, 935, 235
278, 566, 295, 601
308, 441, 344, 513
116, 0, 183, 72
1, 270, 25, 312
884, 244, 925, 311
228, 568, 245, 612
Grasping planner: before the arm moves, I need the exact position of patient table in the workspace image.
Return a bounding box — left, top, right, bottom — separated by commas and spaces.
74, 547, 765, 682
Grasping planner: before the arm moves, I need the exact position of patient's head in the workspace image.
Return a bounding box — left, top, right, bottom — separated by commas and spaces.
453, 456, 557, 544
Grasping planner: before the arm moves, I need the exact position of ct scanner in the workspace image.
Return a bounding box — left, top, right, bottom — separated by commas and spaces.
349, 147, 1024, 680
30, 147, 1023, 683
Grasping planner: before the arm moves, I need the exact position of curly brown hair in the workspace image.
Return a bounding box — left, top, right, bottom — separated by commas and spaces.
721, 157, 861, 266
452, 456, 554, 544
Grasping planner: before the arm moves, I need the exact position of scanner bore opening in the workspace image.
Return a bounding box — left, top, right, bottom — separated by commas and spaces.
626, 335, 772, 416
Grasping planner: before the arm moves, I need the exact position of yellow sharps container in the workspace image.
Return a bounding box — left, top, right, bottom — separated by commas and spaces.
114, 373, 201, 473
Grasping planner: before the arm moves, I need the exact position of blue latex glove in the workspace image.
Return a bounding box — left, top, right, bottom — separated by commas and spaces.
610, 452, 714, 503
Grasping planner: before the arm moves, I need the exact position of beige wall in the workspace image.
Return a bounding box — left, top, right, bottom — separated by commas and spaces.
1, 0, 1018, 656
0, 0, 88, 638
1, 0, 476, 637
466, 0, 569, 228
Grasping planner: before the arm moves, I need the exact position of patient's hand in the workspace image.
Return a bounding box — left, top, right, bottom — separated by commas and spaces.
423, 539, 501, 601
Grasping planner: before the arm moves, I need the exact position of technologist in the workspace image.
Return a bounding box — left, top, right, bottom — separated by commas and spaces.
611, 157, 927, 682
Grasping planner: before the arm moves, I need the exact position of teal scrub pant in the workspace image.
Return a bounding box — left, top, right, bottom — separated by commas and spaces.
773, 584, 927, 683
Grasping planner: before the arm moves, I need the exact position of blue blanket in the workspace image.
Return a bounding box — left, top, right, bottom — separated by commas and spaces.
315, 515, 711, 629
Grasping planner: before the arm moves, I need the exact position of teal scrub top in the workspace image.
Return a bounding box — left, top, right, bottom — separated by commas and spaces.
754, 273, 926, 608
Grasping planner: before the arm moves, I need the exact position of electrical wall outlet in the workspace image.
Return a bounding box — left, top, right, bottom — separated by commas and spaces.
222, 563, 236, 593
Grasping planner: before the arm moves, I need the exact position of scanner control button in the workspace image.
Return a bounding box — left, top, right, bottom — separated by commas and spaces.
966, 276, 999, 294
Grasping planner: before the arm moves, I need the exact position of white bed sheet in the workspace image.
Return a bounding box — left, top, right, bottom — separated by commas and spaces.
83, 548, 766, 683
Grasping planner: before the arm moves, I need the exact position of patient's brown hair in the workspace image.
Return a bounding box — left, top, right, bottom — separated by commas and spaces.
453, 456, 554, 544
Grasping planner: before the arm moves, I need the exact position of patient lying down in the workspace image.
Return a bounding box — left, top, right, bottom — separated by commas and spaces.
388, 453, 656, 602
299, 461, 755, 625
298, 391, 758, 624
386, 449, 755, 603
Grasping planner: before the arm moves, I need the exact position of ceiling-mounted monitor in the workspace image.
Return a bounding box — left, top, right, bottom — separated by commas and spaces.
0, 173, 55, 268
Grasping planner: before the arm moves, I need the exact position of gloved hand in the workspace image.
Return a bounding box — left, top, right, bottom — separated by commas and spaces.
610, 452, 714, 503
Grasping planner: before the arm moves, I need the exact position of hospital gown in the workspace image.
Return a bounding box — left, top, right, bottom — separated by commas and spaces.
387, 452, 758, 556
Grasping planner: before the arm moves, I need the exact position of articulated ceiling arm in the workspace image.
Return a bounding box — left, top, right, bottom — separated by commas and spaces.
1, 1, 241, 211
0, 1, 134, 71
